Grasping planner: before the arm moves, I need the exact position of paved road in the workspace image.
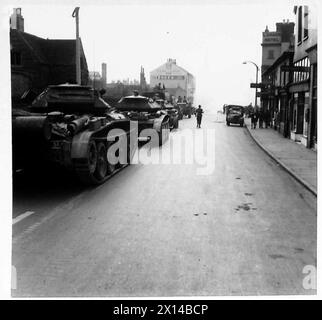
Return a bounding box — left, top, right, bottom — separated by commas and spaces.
12, 113, 316, 296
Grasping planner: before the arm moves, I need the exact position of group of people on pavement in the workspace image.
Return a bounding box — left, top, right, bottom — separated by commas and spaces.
250, 108, 271, 129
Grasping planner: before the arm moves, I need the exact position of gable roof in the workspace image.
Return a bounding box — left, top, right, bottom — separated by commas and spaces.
13, 30, 48, 63
42, 39, 76, 65
10, 29, 86, 66
151, 60, 193, 77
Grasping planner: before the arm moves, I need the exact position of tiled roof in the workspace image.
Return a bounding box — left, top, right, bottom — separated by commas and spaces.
11, 29, 83, 66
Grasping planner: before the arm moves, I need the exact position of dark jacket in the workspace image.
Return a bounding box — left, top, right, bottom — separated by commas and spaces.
196, 108, 203, 118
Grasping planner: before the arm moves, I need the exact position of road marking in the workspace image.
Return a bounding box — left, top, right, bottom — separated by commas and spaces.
12, 211, 35, 225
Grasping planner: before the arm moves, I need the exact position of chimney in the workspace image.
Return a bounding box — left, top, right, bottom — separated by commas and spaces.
101, 63, 107, 89
167, 58, 176, 65
10, 8, 24, 32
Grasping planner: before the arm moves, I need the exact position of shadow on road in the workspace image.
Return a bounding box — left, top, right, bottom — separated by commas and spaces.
12, 167, 88, 218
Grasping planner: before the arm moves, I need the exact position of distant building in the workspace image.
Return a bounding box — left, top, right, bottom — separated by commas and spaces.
260, 21, 295, 112
88, 71, 102, 89
87, 63, 107, 90
150, 59, 195, 103
101, 63, 107, 89
140, 66, 147, 90
261, 21, 295, 75
10, 8, 88, 105
104, 80, 143, 102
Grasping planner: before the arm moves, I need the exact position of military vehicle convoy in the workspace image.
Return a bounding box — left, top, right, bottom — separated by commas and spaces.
12, 84, 137, 185
116, 92, 170, 145
141, 89, 179, 130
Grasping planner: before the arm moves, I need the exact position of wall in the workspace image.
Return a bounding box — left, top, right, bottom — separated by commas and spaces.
293, 6, 317, 62
150, 63, 187, 90
261, 31, 281, 73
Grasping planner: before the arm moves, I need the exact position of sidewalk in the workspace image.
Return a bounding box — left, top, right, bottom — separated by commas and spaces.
245, 118, 317, 196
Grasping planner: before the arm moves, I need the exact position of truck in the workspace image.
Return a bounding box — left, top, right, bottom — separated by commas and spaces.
225, 105, 245, 127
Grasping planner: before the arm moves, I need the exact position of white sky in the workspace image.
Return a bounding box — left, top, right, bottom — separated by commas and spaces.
1, 0, 302, 110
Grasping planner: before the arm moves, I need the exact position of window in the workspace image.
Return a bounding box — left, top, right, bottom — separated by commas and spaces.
304, 6, 309, 39
11, 51, 22, 66
293, 58, 310, 83
268, 50, 275, 59
298, 6, 302, 43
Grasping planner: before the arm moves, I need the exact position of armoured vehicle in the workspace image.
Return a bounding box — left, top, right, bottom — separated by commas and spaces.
12, 84, 137, 185
226, 105, 245, 127
176, 102, 193, 119
155, 99, 179, 130
141, 89, 178, 130
116, 93, 170, 145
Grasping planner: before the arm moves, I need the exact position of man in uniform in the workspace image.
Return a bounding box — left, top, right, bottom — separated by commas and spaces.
195, 105, 204, 128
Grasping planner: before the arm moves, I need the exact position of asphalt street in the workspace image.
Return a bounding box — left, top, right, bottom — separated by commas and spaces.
12, 113, 317, 296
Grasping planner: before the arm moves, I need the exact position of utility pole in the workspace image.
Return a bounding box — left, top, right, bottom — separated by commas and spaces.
243, 61, 259, 109
72, 7, 81, 85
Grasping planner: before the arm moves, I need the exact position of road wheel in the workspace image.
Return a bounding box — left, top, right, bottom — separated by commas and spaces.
227, 121, 230, 126
188, 114, 191, 118
94, 142, 108, 181
106, 142, 117, 174
75, 140, 99, 185
87, 140, 98, 174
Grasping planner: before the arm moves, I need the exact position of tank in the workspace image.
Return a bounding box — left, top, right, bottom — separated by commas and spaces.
12, 84, 137, 185
116, 92, 170, 145
141, 89, 178, 130
177, 101, 193, 119
155, 99, 179, 130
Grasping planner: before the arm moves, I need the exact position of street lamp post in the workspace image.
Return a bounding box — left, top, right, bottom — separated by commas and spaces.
243, 61, 259, 109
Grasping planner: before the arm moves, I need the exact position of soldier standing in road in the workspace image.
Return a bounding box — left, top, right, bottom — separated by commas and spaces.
195, 105, 204, 128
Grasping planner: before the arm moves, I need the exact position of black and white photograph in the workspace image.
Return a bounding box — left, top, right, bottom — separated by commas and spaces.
0, 0, 319, 299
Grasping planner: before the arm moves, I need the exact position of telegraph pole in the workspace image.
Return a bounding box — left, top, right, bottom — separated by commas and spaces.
72, 7, 81, 85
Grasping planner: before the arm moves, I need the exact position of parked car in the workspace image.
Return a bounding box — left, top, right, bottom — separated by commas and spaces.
226, 105, 245, 127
